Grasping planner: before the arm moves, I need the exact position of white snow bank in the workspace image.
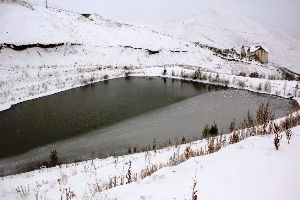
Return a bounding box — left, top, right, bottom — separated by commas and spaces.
1, 122, 300, 199
99, 127, 300, 200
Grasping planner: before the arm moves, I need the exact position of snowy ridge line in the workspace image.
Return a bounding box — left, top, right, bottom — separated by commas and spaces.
280, 67, 300, 79
0, 43, 81, 51
0, 65, 299, 112
0, 40, 292, 76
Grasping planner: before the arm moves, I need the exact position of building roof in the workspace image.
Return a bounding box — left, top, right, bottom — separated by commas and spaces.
249, 45, 269, 53
242, 45, 269, 53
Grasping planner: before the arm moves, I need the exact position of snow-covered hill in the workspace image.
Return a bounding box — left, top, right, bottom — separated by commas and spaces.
22, 0, 300, 74
1, 0, 290, 111
144, 14, 300, 74
0, 0, 185, 48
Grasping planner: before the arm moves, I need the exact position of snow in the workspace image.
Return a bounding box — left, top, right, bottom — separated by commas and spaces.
144, 14, 300, 73
0, 60, 298, 113
1, 119, 300, 199
249, 45, 269, 53
0, 1, 300, 198
0, 1, 299, 112
100, 132, 300, 200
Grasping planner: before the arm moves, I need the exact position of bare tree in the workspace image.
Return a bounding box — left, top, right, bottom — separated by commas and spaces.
191, 173, 198, 200
273, 123, 282, 150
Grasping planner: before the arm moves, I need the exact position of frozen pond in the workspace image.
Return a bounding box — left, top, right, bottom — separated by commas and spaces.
0, 77, 294, 175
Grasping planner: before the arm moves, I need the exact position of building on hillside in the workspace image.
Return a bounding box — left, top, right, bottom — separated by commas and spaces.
241, 45, 268, 64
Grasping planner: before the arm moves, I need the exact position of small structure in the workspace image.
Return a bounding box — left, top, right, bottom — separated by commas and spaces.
241, 45, 268, 64
81, 13, 91, 18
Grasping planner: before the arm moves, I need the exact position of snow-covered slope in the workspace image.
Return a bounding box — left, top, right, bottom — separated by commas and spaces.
0, 0, 185, 48
1, 123, 300, 199
145, 14, 300, 74
22, 0, 300, 73
1, 0, 287, 111
100, 128, 300, 200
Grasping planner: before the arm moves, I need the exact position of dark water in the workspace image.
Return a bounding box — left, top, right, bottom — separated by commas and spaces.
0, 78, 223, 158
0, 77, 294, 175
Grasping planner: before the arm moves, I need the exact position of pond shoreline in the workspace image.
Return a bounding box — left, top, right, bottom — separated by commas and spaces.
0, 75, 296, 176
1, 65, 299, 112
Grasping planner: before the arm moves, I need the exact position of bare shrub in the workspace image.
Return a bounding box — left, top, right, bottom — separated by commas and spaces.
207, 138, 216, 154
152, 138, 157, 151
237, 80, 246, 88
168, 147, 181, 165
191, 176, 198, 200
273, 123, 282, 150
103, 74, 109, 80
80, 77, 88, 85
268, 74, 276, 80
49, 150, 59, 167
194, 69, 202, 79
162, 68, 167, 75
229, 131, 240, 144
257, 83, 262, 91
202, 124, 210, 138
209, 122, 218, 136
285, 128, 292, 144
172, 70, 175, 77
249, 72, 259, 78
65, 187, 76, 200
127, 147, 132, 154
294, 84, 299, 97
181, 136, 186, 144
201, 73, 208, 80
264, 81, 271, 93
219, 78, 230, 86
126, 161, 132, 184
124, 66, 132, 70
140, 164, 159, 179
282, 116, 293, 144
290, 103, 300, 112
256, 101, 274, 125
202, 123, 218, 138
125, 71, 131, 79
229, 119, 236, 132
90, 179, 102, 194
213, 73, 220, 83
208, 73, 213, 82
107, 176, 117, 189
15, 185, 30, 199
259, 73, 266, 79
89, 76, 95, 83
184, 146, 192, 159
238, 72, 246, 77
181, 70, 189, 78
